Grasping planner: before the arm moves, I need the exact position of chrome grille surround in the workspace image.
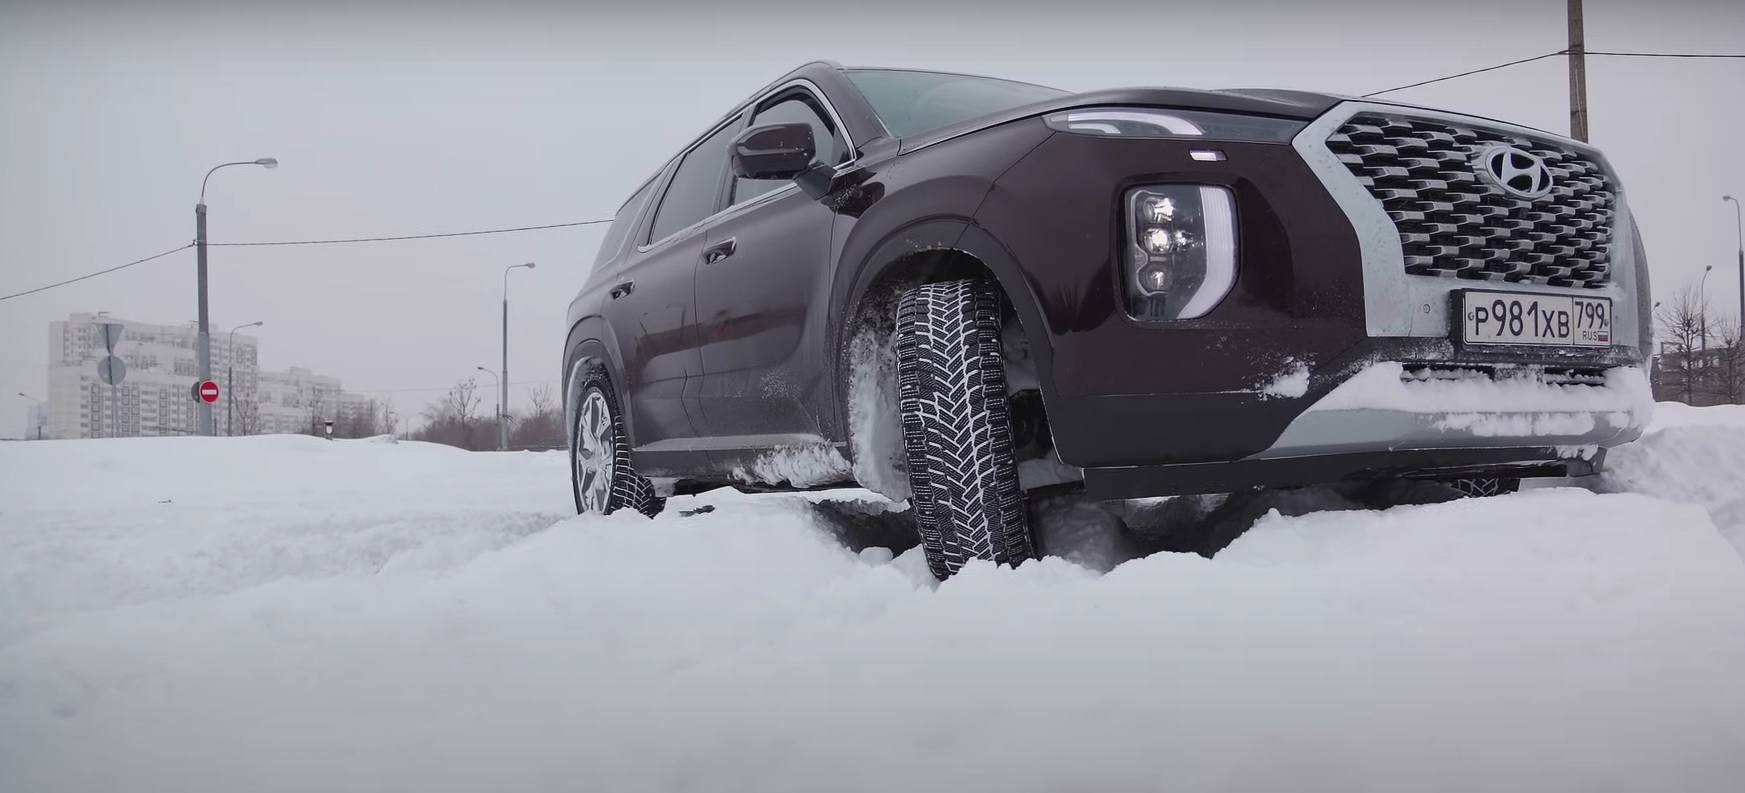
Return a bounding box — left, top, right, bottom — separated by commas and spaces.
1325, 113, 1616, 289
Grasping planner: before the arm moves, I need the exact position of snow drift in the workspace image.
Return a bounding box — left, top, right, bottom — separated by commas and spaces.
3, 411, 1745, 793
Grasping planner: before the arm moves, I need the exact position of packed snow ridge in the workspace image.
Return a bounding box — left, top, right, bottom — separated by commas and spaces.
2, 406, 1744, 793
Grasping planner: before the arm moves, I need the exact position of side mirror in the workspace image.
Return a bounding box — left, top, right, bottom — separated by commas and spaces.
730, 122, 817, 181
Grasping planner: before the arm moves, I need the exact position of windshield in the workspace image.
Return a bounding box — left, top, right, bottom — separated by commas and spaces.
845, 68, 1070, 139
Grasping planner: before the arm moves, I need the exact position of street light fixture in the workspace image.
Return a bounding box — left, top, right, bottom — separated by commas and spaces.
476, 366, 501, 448
227, 321, 263, 436
501, 262, 535, 451
18, 392, 43, 440
195, 158, 278, 437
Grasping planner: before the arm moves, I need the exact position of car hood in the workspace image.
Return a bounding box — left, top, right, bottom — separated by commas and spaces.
890, 84, 1568, 154
893, 85, 1349, 154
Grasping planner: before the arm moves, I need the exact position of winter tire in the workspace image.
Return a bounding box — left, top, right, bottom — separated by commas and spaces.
1446, 476, 1521, 499
896, 278, 1034, 580
571, 368, 665, 518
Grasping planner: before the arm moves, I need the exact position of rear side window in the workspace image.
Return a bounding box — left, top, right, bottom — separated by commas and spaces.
732, 92, 846, 206
647, 117, 741, 244
593, 177, 659, 268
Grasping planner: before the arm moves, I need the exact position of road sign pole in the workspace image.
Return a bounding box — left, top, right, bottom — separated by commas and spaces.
95, 321, 128, 439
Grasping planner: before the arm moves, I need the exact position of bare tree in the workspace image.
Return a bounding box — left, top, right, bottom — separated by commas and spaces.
415, 378, 485, 449
235, 398, 262, 436
335, 398, 381, 439
305, 386, 332, 436
380, 399, 401, 439
510, 383, 566, 450
1715, 315, 1744, 404
1655, 285, 1707, 404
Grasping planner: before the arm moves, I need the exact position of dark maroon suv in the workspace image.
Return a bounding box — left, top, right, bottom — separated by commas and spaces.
563, 61, 1655, 579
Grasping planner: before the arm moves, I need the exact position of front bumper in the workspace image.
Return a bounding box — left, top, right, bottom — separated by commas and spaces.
980, 102, 1653, 495
1081, 446, 1609, 501
1071, 352, 1654, 500
1248, 361, 1652, 461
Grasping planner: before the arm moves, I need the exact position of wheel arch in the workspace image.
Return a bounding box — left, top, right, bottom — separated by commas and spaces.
561, 318, 628, 450
830, 218, 1059, 463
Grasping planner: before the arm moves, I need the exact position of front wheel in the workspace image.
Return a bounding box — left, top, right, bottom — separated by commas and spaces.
571, 368, 664, 518
896, 279, 1035, 580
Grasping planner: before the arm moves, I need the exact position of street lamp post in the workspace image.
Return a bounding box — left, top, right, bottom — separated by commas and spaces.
1726, 195, 1744, 343
196, 157, 277, 436
501, 262, 535, 451
476, 366, 501, 450
227, 321, 263, 436
18, 392, 43, 440
1701, 264, 1715, 357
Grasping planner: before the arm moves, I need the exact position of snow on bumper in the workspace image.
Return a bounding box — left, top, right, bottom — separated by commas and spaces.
1247, 362, 1656, 461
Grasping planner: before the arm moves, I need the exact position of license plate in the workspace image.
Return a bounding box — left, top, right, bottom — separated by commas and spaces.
1460, 289, 1612, 348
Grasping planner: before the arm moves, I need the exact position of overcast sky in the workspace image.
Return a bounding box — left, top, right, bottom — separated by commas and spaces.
2, 0, 1741, 437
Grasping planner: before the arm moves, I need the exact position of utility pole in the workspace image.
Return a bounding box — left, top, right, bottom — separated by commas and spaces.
227, 321, 263, 436
18, 393, 43, 440
1726, 196, 1744, 398
501, 262, 535, 451
1567, 0, 1589, 142
476, 366, 501, 449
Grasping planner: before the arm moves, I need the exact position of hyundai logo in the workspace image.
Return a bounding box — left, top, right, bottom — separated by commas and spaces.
1475, 145, 1555, 200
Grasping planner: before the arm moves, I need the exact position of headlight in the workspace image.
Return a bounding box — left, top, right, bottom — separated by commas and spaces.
1124, 185, 1238, 320
1044, 107, 1306, 143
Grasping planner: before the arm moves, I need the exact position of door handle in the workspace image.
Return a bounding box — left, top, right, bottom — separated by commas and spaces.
701, 238, 737, 264
609, 281, 635, 299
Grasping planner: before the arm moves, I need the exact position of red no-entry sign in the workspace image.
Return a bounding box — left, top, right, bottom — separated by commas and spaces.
195, 380, 221, 404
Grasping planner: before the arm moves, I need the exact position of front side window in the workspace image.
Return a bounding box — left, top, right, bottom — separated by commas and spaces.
732, 92, 845, 206
845, 69, 1069, 139
647, 116, 742, 244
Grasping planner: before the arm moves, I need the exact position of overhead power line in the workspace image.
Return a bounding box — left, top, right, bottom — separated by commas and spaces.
1364, 50, 1569, 97
1585, 50, 1745, 59
347, 379, 558, 395
1364, 48, 1745, 98
0, 218, 613, 302
206, 218, 613, 247
0, 245, 192, 302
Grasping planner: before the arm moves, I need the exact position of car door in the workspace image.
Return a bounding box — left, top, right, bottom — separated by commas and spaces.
692, 86, 849, 446
603, 115, 743, 463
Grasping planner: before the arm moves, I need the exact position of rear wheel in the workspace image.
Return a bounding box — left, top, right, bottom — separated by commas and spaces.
896, 279, 1034, 580
571, 368, 664, 518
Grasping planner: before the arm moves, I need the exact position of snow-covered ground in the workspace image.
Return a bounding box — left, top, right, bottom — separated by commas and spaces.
3, 407, 1745, 793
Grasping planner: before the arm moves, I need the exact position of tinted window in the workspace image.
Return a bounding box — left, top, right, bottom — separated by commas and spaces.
732, 93, 844, 206
647, 117, 740, 243
593, 177, 659, 268
845, 69, 1069, 139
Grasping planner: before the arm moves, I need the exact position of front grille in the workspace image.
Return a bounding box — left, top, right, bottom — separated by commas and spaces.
1326, 113, 1616, 289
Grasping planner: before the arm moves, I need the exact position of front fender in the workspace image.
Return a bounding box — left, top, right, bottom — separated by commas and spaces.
828, 217, 1059, 437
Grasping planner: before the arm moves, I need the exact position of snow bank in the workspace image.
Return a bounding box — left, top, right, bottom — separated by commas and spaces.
0, 436, 572, 643
1595, 420, 1745, 557
1645, 400, 1745, 432
4, 437, 1745, 792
